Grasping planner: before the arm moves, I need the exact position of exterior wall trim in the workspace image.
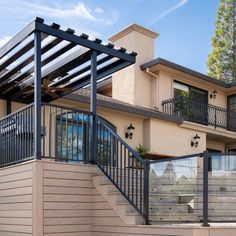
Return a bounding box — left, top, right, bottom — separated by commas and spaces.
65, 93, 183, 124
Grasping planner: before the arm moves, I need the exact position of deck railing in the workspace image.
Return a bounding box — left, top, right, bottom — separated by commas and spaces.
2, 103, 236, 225
95, 116, 148, 223
146, 152, 236, 225
0, 104, 35, 166
162, 97, 236, 131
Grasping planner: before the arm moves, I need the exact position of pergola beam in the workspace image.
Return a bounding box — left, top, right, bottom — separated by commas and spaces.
0, 18, 37, 60
35, 20, 135, 63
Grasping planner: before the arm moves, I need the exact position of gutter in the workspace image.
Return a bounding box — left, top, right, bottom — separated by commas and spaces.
145, 68, 160, 109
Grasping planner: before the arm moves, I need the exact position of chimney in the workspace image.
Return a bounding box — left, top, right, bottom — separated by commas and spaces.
108, 24, 158, 107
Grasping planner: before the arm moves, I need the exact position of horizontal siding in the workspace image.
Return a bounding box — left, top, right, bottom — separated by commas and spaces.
43, 162, 96, 236
0, 162, 33, 236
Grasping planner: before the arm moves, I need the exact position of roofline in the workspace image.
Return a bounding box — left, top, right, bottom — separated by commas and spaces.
141, 58, 235, 88
109, 23, 158, 42
65, 93, 183, 124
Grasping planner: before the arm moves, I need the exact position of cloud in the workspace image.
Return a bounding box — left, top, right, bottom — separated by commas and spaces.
21, 1, 118, 26
25, 2, 95, 20
0, 36, 11, 47
148, 0, 188, 26
94, 7, 104, 14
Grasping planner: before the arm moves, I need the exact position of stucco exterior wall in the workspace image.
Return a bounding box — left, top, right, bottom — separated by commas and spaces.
156, 70, 227, 111
110, 26, 156, 108
146, 119, 206, 156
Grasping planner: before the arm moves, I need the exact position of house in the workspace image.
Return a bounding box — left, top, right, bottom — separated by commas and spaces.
0, 17, 236, 236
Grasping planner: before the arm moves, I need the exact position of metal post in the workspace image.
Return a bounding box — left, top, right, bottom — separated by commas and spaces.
34, 31, 42, 160
90, 50, 97, 162
143, 160, 150, 225
202, 151, 210, 227
6, 99, 11, 115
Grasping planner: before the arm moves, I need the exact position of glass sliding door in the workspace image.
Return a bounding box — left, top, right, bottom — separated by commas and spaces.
227, 95, 236, 131
56, 112, 89, 162
56, 112, 116, 162
188, 87, 208, 124
173, 81, 208, 124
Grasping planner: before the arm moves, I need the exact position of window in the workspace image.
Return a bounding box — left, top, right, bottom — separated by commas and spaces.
227, 95, 236, 131
173, 81, 208, 124
56, 113, 89, 162
56, 112, 116, 162
228, 95, 236, 111
173, 82, 189, 99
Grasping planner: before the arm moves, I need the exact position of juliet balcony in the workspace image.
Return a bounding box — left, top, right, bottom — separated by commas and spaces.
162, 96, 236, 132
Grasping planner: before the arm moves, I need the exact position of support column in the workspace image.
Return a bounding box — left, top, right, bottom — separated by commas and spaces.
6, 99, 11, 115
90, 50, 97, 162
34, 31, 41, 160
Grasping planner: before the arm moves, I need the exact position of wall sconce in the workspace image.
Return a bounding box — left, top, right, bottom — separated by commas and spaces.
210, 90, 217, 99
191, 133, 200, 147
125, 123, 135, 139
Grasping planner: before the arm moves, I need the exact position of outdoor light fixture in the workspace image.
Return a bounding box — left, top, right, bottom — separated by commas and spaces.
191, 133, 200, 147
125, 123, 135, 139
210, 90, 217, 99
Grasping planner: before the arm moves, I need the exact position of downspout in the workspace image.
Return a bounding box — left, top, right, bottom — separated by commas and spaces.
145, 68, 160, 110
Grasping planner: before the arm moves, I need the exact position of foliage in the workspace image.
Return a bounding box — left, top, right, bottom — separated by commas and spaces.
135, 144, 149, 154
207, 0, 236, 83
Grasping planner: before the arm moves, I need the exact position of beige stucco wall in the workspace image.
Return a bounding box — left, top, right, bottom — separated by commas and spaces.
156, 70, 227, 111
0, 100, 25, 118
111, 26, 156, 109
0, 97, 234, 158
144, 119, 206, 156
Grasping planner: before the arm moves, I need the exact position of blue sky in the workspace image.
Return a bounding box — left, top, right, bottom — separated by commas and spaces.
0, 0, 218, 73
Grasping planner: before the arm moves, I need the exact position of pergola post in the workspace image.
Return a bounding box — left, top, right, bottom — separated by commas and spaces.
34, 31, 42, 160
90, 50, 97, 162
6, 99, 11, 115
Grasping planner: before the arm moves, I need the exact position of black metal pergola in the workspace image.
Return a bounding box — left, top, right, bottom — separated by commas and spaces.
0, 17, 136, 159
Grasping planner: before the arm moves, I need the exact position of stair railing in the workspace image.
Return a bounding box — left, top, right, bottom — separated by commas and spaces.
95, 116, 149, 224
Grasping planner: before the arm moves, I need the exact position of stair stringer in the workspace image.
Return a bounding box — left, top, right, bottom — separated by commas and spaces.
92, 168, 145, 225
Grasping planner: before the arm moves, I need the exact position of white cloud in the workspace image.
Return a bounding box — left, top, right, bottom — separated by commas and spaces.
25, 2, 95, 20
94, 7, 104, 14
21, 1, 118, 26
148, 0, 188, 26
0, 36, 11, 47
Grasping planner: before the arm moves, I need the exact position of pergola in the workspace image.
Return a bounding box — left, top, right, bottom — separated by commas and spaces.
0, 17, 136, 159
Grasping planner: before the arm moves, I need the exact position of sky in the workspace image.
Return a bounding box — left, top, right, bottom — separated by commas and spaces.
0, 0, 219, 74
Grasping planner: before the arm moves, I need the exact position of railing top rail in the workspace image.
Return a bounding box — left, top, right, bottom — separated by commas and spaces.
96, 116, 144, 163
208, 152, 236, 156
162, 96, 236, 114
42, 102, 92, 115
148, 152, 203, 164
0, 103, 34, 121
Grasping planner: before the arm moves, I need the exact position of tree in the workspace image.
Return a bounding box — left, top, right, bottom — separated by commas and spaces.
207, 0, 236, 83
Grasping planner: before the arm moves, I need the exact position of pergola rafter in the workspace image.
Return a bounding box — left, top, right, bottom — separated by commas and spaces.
0, 16, 136, 159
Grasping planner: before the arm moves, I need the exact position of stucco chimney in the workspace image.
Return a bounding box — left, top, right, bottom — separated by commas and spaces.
108, 24, 158, 107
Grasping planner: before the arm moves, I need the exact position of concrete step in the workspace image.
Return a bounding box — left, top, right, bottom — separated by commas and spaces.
149, 213, 199, 222
149, 204, 189, 214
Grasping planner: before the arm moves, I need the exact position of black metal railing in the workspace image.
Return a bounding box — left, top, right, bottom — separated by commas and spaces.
95, 116, 148, 224
41, 103, 92, 162
0, 104, 34, 166
3, 103, 236, 225
162, 97, 236, 131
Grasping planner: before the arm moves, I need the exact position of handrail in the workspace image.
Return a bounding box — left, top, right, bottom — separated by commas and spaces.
0, 103, 34, 121
96, 116, 144, 163
95, 116, 149, 224
149, 152, 203, 164
162, 96, 236, 130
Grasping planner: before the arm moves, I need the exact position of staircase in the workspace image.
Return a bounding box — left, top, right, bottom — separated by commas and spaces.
94, 116, 201, 225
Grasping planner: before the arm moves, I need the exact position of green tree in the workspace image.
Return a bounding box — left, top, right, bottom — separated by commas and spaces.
207, 0, 236, 83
